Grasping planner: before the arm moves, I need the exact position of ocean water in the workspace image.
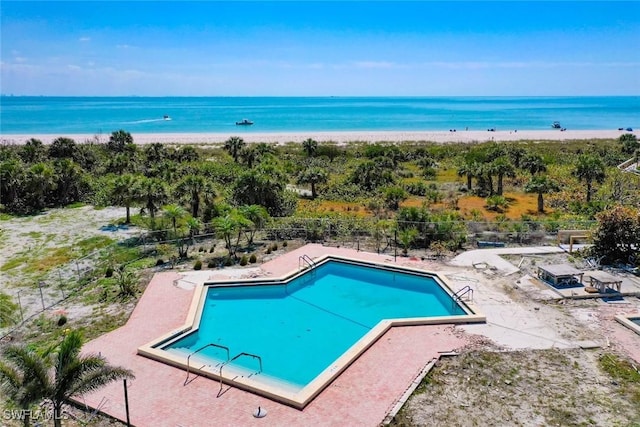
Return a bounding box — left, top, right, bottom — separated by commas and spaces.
0, 96, 638, 135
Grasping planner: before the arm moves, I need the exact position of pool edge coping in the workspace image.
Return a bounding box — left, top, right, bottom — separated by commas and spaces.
615, 314, 640, 336
137, 254, 486, 409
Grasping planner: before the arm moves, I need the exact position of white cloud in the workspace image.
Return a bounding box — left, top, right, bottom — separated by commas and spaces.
79, 37, 91, 42
422, 61, 640, 69
353, 61, 399, 69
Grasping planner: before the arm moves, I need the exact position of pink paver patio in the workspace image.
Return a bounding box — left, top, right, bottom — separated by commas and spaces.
80, 245, 470, 427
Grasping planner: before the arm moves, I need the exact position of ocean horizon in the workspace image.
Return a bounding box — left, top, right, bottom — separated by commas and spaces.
1, 96, 638, 135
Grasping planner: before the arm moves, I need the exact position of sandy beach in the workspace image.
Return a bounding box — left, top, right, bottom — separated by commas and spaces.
0, 129, 633, 145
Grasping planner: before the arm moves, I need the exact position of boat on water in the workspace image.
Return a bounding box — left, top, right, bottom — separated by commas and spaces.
551, 121, 561, 129
236, 119, 254, 126
163, 115, 171, 121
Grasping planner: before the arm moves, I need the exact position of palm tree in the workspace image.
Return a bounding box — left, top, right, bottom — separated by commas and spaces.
254, 142, 274, 157
138, 177, 168, 221
619, 133, 639, 155
573, 154, 606, 203
0, 346, 49, 427
480, 162, 496, 196
48, 137, 76, 159
46, 330, 134, 427
397, 227, 418, 256
163, 204, 186, 237
144, 142, 168, 163
383, 186, 408, 210
186, 217, 202, 238
20, 138, 46, 163
297, 166, 328, 199
175, 174, 216, 218
224, 136, 246, 163
520, 153, 547, 175
350, 160, 394, 191
240, 145, 259, 168
0, 158, 24, 208
491, 157, 516, 196
239, 204, 270, 246
456, 160, 480, 191
53, 159, 84, 205
107, 130, 133, 153
506, 146, 527, 169
111, 174, 141, 223
25, 162, 57, 211
524, 175, 560, 213
213, 211, 251, 259
302, 138, 318, 157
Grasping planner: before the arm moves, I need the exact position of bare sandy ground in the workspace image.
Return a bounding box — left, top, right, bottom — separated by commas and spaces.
0, 129, 632, 145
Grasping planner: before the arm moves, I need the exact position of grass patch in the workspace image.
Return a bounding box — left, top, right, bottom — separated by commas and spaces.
0, 212, 14, 221
29, 247, 74, 274
599, 353, 640, 405
76, 235, 114, 254
66, 202, 86, 209
1, 254, 30, 272
21, 231, 44, 239
79, 309, 131, 341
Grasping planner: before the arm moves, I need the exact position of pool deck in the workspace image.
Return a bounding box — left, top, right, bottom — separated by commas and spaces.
80, 245, 469, 426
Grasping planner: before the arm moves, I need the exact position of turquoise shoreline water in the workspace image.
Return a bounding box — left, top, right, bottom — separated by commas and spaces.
1, 96, 638, 135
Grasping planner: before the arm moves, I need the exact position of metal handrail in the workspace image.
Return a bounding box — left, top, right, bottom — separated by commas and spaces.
452, 285, 474, 309
184, 343, 230, 385
299, 254, 316, 270
218, 352, 263, 397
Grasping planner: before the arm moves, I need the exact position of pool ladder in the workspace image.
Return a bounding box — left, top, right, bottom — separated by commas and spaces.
452, 285, 474, 309
184, 343, 230, 385
217, 352, 263, 397
299, 254, 316, 270
184, 343, 263, 397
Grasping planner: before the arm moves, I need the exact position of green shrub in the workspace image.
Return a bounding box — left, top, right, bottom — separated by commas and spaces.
198, 246, 204, 252
282, 241, 288, 247
57, 315, 67, 327
207, 260, 217, 268
249, 254, 257, 263
271, 243, 278, 251
155, 259, 165, 266
239, 255, 248, 266
194, 260, 202, 270
225, 258, 234, 266
209, 246, 215, 253
266, 248, 272, 254
105, 266, 114, 278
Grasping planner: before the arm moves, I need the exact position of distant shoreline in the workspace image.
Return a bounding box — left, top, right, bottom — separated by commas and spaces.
0, 129, 634, 145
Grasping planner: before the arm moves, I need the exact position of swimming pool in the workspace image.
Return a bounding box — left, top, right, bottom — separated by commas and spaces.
139, 256, 484, 407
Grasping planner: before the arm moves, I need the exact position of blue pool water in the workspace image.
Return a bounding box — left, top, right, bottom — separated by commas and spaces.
632, 318, 640, 326
164, 260, 465, 389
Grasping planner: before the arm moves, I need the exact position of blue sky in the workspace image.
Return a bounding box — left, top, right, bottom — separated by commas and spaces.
1, 1, 639, 96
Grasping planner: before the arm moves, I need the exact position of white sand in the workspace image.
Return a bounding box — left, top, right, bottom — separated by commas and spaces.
0, 129, 632, 145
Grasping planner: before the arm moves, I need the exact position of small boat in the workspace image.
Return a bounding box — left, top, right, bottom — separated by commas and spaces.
236, 119, 254, 126
551, 121, 561, 129
163, 115, 171, 121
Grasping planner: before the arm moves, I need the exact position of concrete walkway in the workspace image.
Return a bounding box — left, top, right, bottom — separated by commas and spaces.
449, 246, 566, 274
